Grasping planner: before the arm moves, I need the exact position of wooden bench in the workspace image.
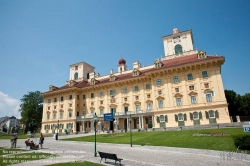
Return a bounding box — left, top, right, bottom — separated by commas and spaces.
98, 151, 123, 165
25, 141, 39, 150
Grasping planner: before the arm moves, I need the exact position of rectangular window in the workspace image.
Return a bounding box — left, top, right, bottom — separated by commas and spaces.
48, 106, 50, 110
54, 98, 57, 102
123, 87, 127, 93
100, 109, 103, 115
69, 95, 72, 100
69, 112, 72, 117
60, 112, 63, 119
124, 97, 127, 101
100, 101, 103, 104
176, 98, 182, 106
91, 93, 94, 98
135, 96, 139, 100
158, 100, 163, 108
146, 84, 151, 89
189, 86, 194, 90
147, 94, 150, 98
53, 113, 56, 119
175, 88, 179, 92
100, 92, 103, 97
124, 106, 128, 114
82, 111, 86, 116
147, 103, 152, 110
77, 95, 79, 100
173, 76, 179, 83
187, 73, 193, 80
60, 96, 64, 101
191, 96, 196, 104
206, 93, 212, 102
47, 114, 50, 119
54, 106, 56, 109
110, 90, 116, 95
48, 99, 51, 103
156, 79, 161, 86
204, 83, 209, 88
202, 71, 208, 78
69, 103, 72, 107
136, 105, 140, 111
134, 86, 139, 91
83, 94, 86, 99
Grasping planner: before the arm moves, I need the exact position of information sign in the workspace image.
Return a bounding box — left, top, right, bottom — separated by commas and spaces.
243, 125, 250, 132
104, 113, 113, 121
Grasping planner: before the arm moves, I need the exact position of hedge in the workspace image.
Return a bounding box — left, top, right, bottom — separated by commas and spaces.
231, 133, 250, 150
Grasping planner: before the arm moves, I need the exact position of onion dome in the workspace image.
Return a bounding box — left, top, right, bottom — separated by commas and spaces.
118, 58, 126, 65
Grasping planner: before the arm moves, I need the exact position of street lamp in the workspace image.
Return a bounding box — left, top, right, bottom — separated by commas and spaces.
93, 113, 98, 157
129, 114, 132, 147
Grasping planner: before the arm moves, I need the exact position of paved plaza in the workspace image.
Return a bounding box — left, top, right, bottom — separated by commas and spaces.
1, 133, 250, 166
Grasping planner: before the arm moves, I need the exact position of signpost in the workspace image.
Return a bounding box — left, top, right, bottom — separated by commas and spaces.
243, 125, 250, 132
104, 113, 113, 121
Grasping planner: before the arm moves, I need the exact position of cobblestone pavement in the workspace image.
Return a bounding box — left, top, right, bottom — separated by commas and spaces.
0, 133, 249, 166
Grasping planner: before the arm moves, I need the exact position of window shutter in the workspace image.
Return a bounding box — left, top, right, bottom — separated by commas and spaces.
190, 113, 193, 121
175, 114, 178, 122
165, 115, 168, 123
215, 110, 219, 118
184, 113, 187, 121
156, 116, 160, 123
145, 118, 148, 124
199, 112, 203, 119
205, 111, 209, 119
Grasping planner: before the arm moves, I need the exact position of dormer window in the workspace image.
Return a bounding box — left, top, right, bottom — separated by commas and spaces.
198, 50, 207, 59
74, 72, 78, 80
110, 74, 116, 81
154, 59, 162, 68
90, 78, 95, 85
132, 69, 140, 76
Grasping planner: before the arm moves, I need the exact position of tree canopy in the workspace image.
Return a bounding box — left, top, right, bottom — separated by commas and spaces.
19, 91, 43, 133
225, 90, 250, 116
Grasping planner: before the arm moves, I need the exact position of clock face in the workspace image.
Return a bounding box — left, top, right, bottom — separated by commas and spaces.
173, 36, 180, 43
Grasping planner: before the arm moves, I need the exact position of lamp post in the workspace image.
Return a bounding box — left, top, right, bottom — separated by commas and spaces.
93, 113, 98, 157
129, 114, 132, 147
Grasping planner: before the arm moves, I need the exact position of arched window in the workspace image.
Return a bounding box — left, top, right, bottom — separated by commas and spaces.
74, 72, 78, 80
175, 44, 183, 54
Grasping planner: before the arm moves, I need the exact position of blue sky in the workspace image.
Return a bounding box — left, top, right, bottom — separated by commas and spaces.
0, 0, 250, 118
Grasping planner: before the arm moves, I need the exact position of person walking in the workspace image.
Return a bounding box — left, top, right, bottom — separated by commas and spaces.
10, 133, 18, 148
39, 133, 44, 149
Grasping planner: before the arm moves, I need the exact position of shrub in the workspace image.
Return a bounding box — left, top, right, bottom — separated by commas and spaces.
231, 133, 250, 150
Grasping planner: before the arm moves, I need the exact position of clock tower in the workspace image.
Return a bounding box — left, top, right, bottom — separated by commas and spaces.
162, 28, 196, 59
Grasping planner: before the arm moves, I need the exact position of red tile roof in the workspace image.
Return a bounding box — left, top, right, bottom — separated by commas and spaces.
42, 54, 224, 94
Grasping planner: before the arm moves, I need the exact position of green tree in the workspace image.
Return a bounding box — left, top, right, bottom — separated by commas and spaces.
19, 91, 43, 133
238, 93, 250, 116
224, 90, 240, 116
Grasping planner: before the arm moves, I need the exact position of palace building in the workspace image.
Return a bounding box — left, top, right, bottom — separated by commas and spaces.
41, 28, 231, 134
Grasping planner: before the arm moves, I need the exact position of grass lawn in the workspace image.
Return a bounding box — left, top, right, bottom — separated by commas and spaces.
64, 127, 249, 151
0, 147, 57, 166
47, 161, 104, 166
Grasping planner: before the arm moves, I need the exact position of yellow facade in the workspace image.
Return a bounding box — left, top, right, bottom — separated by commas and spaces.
41, 28, 231, 134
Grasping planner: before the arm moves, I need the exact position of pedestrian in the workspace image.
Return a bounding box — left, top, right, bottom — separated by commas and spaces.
39, 133, 44, 149
10, 133, 18, 148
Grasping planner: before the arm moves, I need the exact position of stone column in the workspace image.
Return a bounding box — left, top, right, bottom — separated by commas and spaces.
82, 121, 85, 132
91, 121, 94, 132
141, 116, 144, 129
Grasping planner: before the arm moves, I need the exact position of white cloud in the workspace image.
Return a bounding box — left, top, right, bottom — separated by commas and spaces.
0, 91, 21, 119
